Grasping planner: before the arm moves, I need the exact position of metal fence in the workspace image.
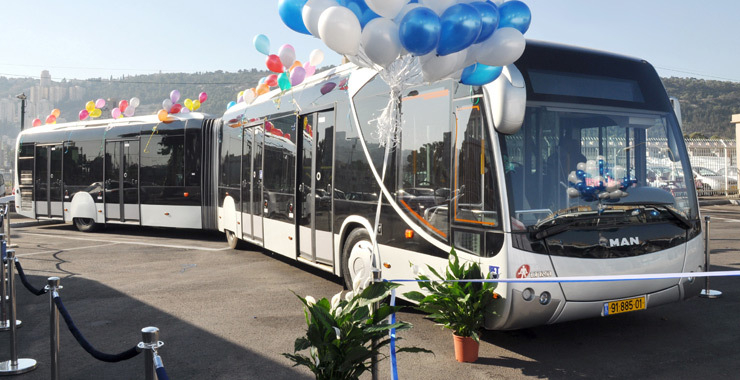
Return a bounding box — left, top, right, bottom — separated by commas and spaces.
685, 139, 738, 197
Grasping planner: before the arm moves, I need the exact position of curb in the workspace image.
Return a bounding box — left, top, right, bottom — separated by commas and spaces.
699, 199, 740, 207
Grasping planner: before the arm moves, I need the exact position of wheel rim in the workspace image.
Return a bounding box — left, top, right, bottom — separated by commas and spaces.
347, 239, 373, 290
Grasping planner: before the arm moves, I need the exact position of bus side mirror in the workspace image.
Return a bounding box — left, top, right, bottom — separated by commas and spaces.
669, 96, 682, 130
487, 64, 526, 135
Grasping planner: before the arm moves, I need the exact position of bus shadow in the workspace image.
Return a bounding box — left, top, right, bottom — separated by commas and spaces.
13, 274, 314, 380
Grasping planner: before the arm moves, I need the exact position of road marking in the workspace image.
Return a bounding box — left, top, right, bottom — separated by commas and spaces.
705, 216, 740, 223
15, 243, 119, 257
18, 232, 232, 252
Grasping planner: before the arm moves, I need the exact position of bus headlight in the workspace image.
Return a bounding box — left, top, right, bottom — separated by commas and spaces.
539, 291, 551, 305
522, 288, 534, 301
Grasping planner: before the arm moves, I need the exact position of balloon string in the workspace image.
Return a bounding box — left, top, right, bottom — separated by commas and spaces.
143, 125, 159, 154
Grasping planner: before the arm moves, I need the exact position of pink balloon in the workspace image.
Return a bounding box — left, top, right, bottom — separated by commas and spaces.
123, 106, 135, 117
170, 90, 180, 104
320, 82, 336, 95
95, 98, 105, 109
111, 108, 121, 118
199, 92, 207, 103
33, 118, 42, 126
290, 66, 306, 86
303, 62, 316, 77
78, 110, 89, 121
119, 100, 129, 112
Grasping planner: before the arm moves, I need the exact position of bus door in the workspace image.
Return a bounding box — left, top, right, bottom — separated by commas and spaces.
34, 144, 64, 218
104, 140, 140, 223
241, 127, 253, 241
297, 109, 335, 265
252, 127, 264, 244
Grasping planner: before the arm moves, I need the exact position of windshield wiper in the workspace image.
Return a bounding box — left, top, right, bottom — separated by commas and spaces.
644, 203, 693, 230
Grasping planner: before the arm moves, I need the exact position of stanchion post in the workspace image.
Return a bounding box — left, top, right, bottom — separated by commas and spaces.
0, 249, 37, 374
371, 268, 381, 380
700, 216, 722, 298
47, 277, 61, 380
3, 204, 15, 249
1, 238, 22, 331
138, 326, 164, 380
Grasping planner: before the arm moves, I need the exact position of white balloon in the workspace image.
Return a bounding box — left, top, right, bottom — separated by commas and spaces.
318, 6, 362, 56
278, 45, 296, 70
472, 27, 526, 67
309, 49, 325, 67
243, 89, 256, 104
162, 99, 173, 112
421, 50, 464, 82
361, 18, 401, 68
419, 0, 456, 15
129, 97, 140, 108
394, 3, 421, 24
302, 0, 338, 38
366, 0, 407, 18
568, 188, 580, 198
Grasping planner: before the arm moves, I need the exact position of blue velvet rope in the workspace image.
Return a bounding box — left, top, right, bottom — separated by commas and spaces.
53, 294, 141, 362
156, 366, 170, 380
390, 288, 398, 380
14, 259, 47, 296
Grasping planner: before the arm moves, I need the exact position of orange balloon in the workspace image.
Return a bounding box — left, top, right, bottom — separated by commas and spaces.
51, 108, 60, 118
289, 60, 302, 72
256, 83, 269, 96
157, 109, 168, 122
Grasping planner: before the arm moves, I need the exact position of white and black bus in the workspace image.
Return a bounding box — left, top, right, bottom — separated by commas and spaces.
14, 41, 703, 329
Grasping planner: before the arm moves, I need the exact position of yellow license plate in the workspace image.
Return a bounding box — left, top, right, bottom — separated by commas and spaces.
603, 296, 646, 316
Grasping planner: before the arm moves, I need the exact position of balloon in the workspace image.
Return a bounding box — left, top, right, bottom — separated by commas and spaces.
498, 0, 531, 34
278, 72, 292, 91
170, 103, 183, 114
419, 0, 455, 15
361, 18, 402, 67
184, 98, 194, 111
472, 27, 525, 66
278, 0, 311, 35
163, 99, 173, 112
192, 99, 201, 110
180, 106, 190, 114
111, 108, 121, 118
85, 101, 95, 113
460, 63, 502, 86
199, 92, 207, 103
32, 118, 42, 127
259, 77, 267, 85
90, 108, 102, 118
309, 49, 324, 67
227, 101, 237, 109
78, 110, 88, 121
365, 0, 407, 18
266, 74, 279, 87
95, 98, 106, 109
421, 50, 464, 82
278, 44, 296, 70
130, 97, 140, 108
302, 0, 338, 37
471, 1, 499, 43
170, 89, 180, 104
289, 60, 302, 72
399, 7, 441, 56
318, 6, 362, 55
45, 115, 56, 124
394, 2, 421, 25
340, 0, 380, 27
437, 3, 481, 56
158, 109, 168, 122
290, 66, 306, 86
124, 106, 135, 117
266, 54, 284, 73
243, 88, 256, 104
320, 82, 336, 95
256, 83, 270, 96
303, 62, 316, 77
51, 108, 60, 118
253, 34, 271, 55
119, 99, 129, 112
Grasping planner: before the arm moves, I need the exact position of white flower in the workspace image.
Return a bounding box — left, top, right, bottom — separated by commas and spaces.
411, 264, 420, 275
332, 326, 341, 340
352, 271, 365, 291
362, 276, 372, 290
305, 296, 316, 306
330, 292, 342, 311
334, 306, 343, 316
344, 291, 354, 302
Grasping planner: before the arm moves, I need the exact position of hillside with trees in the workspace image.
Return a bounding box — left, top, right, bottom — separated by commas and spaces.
662, 77, 740, 139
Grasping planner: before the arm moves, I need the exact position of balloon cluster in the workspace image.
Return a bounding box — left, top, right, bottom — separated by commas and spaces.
111, 97, 140, 119
158, 90, 207, 122
279, 0, 532, 85
567, 156, 636, 202
32, 108, 62, 126
79, 99, 106, 121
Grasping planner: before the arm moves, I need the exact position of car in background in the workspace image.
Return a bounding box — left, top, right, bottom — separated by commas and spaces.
0, 172, 5, 196
717, 167, 740, 180
693, 166, 738, 192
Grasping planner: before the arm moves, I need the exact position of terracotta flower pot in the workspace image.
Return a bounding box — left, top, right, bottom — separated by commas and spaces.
453, 334, 479, 363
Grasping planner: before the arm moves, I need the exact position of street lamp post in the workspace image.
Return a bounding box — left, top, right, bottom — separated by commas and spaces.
16, 93, 26, 131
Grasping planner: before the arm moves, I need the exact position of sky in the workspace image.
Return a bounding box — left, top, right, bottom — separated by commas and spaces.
0, 0, 738, 82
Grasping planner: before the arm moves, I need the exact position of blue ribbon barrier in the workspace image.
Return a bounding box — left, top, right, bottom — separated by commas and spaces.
389, 288, 398, 380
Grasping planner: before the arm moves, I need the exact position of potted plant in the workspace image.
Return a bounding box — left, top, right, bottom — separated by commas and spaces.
284, 280, 431, 380
404, 249, 497, 363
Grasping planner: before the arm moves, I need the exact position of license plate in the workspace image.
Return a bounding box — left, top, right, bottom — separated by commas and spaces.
603, 296, 646, 316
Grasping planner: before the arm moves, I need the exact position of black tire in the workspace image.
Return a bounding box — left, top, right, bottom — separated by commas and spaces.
73, 217, 100, 232
226, 229, 246, 250
341, 228, 374, 290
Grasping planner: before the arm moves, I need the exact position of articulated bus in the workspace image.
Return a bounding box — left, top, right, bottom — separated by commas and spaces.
14, 41, 703, 329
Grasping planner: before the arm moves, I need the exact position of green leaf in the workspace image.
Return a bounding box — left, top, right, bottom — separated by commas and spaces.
294, 337, 311, 352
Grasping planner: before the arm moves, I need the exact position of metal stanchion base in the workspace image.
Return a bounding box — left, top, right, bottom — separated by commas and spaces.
0, 358, 37, 375
6, 244, 17, 248
0, 320, 22, 331
700, 289, 722, 298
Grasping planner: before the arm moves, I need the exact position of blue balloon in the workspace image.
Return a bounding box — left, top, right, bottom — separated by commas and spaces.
399, 7, 441, 56
498, 0, 531, 34
340, 0, 380, 28
471, 1, 499, 44
253, 34, 270, 56
576, 169, 585, 180
460, 63, 502, 86
227, 101, 237, 110
437, 4, 481, 56
575, 181, 585, 191
278, 0, 310, 35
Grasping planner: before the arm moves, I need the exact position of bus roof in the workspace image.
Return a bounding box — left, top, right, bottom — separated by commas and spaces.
18, 111, 212, 137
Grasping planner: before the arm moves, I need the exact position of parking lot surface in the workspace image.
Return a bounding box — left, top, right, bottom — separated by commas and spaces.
2, 205, 740, 379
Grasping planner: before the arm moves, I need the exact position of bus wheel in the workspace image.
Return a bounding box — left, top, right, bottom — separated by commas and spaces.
226, 230, 246, 250
73, 218, 99, 232
341, 228, 374, 290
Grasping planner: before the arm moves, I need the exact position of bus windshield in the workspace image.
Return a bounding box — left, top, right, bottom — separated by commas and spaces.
501, 105, 699, 228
